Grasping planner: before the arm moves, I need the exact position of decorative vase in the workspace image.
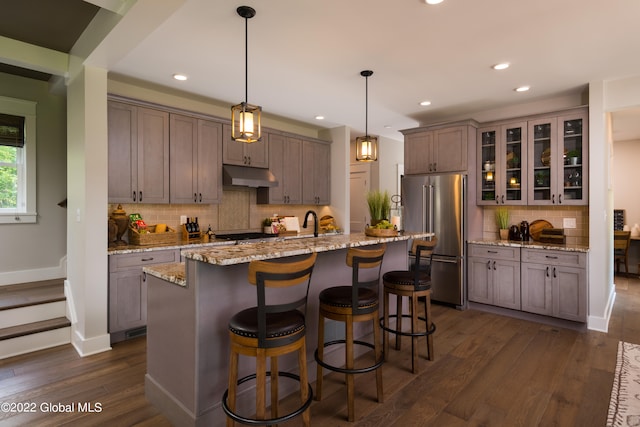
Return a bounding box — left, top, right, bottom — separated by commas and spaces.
110, 204, 128, 246
499, 229, 509, 240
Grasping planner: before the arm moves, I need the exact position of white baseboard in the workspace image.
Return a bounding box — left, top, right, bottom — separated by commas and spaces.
587, 285, 616, 332
71, 327, 111, 357
0, 256, 67, 286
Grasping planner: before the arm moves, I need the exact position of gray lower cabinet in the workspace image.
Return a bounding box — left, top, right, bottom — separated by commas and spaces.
468, 244, 521, 310
521, 248, 587, 322
108, 249, 180, 343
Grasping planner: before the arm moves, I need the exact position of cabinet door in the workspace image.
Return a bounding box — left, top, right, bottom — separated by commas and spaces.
170, 114, 198, 204
404, 131, 433, 174
222, 124, 246, 166
557, 111, 588, 205
265, 133, 285, 203
478, 127, 499, 205
433, 126, 467, 173
108, 102, 137, 203
302, 140, 330, 205
553, 265, 586, 322
137, 107, 169, 203
521, 262, 553, 316
468, 257, 493, 304
197, 120, 223, 204
283, 137, 302, 204
502, 123, 527, 205
109, 269, 147, 332
222, 124, 268, 167
493, 259, 521, 310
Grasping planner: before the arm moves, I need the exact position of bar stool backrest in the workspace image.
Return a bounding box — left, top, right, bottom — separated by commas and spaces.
346, 244, 386, 315
247, 252, 317, 347
411, 237, 437, 287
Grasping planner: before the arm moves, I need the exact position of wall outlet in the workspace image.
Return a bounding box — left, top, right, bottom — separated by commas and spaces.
563, 217, 577, 229
180, 215, 187, 225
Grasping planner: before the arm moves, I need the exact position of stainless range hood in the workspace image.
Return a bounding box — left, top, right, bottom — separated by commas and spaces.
223, 165, 278, 188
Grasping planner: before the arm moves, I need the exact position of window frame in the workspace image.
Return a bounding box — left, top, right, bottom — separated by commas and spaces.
0, 96, 37, 224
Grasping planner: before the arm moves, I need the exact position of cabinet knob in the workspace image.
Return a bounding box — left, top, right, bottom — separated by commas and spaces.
194, 193, 198, 203
493, 261, 496, 270
199, 193, 202, 203
546, 266, 550, 277
139, 191, 142, 202
558, 194, 563, 204
552, 194, 555, 204
133, 191, 137, 202
487, 260, 491, 270
501, 195, 505, 204
495, 195, 499, 204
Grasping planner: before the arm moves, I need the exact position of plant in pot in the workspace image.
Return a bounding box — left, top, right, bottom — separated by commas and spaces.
566, 149, 580, 165
366, 190, 391, 227
495, 207, 510, 240
262, 217, 274, 234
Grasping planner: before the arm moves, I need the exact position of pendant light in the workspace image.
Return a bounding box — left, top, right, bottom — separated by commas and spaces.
355, 70, 378, 162
231, 6, 261, 143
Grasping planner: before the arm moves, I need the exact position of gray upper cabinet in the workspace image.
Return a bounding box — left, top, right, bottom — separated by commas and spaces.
477, 122, 528, 206
302, 140, 330, 205
222, 123, 268, 168
527, 108, 588, 206
403, 123, 476, 175
258, 133, 302, 204
108, 101, 169, 204
170, 114, 222, 204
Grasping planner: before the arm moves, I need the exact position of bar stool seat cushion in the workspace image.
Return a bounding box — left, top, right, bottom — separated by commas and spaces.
319, 286, 377, 309
383, 270, 431, 290
229, 308, 305, 339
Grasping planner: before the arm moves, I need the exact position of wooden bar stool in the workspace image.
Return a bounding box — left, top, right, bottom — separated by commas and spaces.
314, 244, 386, 422
380, 238, 437, 374
222, 252, 317, 426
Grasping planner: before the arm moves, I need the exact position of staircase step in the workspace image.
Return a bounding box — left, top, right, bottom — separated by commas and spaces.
0, 323, 71, 360
0, 279, 65, 311
0, 316, 71, 341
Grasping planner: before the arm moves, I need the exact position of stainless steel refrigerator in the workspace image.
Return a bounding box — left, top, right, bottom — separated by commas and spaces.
402, 173, 466, 307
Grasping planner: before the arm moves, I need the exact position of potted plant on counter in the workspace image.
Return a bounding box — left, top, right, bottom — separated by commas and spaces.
366, 190, 391, 227
496, 207, 510, 240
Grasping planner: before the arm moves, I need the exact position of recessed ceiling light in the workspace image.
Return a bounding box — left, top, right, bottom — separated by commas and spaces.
515, 86, 530, 92
173, 74, 187, 81
420, 100, 432, 106
425, 0, 443, 4
493, 63, 510, 70
315, 115, 325, 120
384, 125, 392, 129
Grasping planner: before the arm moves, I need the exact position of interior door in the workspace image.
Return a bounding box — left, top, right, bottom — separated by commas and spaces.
350, 163, 369, 232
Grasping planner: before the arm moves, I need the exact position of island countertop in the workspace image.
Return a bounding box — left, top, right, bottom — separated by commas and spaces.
180, 231, 433, 266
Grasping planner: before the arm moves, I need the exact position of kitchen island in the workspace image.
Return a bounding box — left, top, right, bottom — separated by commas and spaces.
143, 232, 431, 427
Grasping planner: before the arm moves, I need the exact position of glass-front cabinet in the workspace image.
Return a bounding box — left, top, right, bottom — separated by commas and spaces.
478, 122, 527, 205
527, 109, 588, 205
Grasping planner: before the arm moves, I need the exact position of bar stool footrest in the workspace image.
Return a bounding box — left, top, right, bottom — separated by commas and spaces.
222, 371, 313, 425
314, 339, 384, 374
379, 314, 436, 337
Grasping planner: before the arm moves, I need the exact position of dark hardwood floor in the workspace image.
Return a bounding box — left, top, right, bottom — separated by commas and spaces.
1, 274, 638, 426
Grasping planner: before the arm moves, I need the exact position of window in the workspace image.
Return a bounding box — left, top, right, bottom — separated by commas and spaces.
0, 96, 36, 224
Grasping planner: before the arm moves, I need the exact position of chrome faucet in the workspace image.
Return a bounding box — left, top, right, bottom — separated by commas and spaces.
303, 210, 318, 237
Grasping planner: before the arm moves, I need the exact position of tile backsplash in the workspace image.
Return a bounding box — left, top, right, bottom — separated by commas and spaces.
482, 205, 589, 246
108, 188, 335, 242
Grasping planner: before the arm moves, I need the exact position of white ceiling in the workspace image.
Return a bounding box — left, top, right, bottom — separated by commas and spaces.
8, 0, 640, 143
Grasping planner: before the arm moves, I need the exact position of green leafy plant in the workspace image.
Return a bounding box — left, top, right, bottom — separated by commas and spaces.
366, 190, 391, 222
495, 207, 510, 230
262, 217, 273, 227
567, 149, 580, 158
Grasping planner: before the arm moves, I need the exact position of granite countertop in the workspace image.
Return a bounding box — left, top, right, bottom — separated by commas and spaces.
468, 239, 589, 253
143, 232, 433, 286
182, 232, 433, 265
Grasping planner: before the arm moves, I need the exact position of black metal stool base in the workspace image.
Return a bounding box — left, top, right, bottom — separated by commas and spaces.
314, 339, 384, 374
379, 314, 436, 338
222, 371, 313, 425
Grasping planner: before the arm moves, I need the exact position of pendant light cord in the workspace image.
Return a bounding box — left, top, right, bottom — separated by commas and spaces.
365, 74, 369, 137
244, 15, 248, 104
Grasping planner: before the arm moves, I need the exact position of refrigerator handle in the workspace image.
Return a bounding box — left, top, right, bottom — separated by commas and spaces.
427, 183, 435, 233
421, 184, 428, 233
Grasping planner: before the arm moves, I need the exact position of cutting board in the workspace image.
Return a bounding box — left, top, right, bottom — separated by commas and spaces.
529, 219, 553, 241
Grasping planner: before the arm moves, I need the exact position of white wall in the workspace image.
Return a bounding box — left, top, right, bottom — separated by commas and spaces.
612, 139, 640, 227
0, 72, 67, 285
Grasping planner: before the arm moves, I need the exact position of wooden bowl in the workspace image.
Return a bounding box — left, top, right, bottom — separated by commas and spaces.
365, 227, 398, 237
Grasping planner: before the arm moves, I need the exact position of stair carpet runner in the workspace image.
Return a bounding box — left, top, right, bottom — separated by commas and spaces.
0, 279, 71, 359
